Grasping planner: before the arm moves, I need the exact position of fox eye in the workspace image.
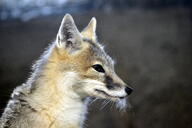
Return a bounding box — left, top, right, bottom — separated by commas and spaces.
92, 64, 105, 73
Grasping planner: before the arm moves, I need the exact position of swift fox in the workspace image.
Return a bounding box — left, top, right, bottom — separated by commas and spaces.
0, 14, 133, 128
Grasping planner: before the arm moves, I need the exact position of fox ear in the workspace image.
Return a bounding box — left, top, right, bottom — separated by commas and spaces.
56, 14, 81, 53
81, 17, 97, 41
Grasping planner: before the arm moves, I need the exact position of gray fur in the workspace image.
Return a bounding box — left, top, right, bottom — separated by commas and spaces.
83, 38, 115, 70
0, 43, 55, 128
0, 14, 130, 128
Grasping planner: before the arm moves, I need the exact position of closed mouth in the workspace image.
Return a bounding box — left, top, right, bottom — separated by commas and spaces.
95, 89, 125, 99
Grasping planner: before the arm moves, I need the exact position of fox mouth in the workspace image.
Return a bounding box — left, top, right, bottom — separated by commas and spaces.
94, 89, 128, 110
94, 89, 125, 99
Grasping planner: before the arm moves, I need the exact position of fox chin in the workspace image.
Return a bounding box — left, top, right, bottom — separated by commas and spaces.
0, 14, 133, 128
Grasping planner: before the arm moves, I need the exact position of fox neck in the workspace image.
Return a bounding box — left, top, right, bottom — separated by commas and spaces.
26, 49, 89, 128
28, 73, 89, 128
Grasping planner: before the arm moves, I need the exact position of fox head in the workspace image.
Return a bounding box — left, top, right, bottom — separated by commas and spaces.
44, 14, 133, 109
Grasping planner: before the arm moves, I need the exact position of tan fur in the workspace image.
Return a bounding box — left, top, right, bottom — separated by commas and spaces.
81, 17, 97, 41
0, 14, 133, 128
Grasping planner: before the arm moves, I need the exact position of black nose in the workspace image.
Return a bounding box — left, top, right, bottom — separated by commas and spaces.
125, 87, 133, 95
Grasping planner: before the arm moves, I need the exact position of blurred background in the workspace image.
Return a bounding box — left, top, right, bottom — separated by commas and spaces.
0, 0, 192, 128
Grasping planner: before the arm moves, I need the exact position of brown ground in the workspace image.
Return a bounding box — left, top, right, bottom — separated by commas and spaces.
0, 8, 192, 128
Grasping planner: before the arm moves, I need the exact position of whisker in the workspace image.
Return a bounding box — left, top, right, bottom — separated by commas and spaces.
100, 100, 110, 110
100, 100, 106, 110
89, 97, 98, 105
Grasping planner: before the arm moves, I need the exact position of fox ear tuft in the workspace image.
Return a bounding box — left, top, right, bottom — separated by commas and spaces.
81, 17, 97, 41
56, 14, 81, 52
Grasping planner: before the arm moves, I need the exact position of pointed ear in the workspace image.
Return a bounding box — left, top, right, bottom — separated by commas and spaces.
56, 14, 82, 53
81, 17, 97, 41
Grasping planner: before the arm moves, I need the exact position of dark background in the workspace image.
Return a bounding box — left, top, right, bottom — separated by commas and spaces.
0, 0, 192, 128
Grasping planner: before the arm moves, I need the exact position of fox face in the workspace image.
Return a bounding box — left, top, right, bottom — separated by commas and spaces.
46, 14, 133, 109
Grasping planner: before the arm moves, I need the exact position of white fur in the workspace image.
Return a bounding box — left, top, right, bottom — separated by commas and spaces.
0, 14, 130, 128
53, 72, 88, 127
116, 98, 127, 110
81, 79, 127, 99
